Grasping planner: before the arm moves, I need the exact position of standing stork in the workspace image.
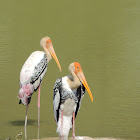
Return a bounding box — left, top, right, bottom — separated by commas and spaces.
18, 36, 61, 139
53, 62, 93, 140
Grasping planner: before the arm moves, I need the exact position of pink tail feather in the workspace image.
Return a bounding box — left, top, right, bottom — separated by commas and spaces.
18, 83, 34, 105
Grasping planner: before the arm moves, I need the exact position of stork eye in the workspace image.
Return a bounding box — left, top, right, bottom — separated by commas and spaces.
46, 42, 50, 45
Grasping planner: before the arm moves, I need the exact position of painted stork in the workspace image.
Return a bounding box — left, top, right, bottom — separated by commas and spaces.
18, 36, 61, 139
53, 62, 93, 140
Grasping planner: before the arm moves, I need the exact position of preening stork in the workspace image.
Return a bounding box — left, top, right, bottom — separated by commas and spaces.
18, 36, 61, 139
53, 62, 93, 140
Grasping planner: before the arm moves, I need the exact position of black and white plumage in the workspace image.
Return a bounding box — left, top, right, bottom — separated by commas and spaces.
53, 77, 85, 123
53, 76, 85, 140
53, 62, 93, 140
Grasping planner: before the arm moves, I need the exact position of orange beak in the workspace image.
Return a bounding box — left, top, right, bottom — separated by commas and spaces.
77, 70, 93, 102
48, 45, 61, 71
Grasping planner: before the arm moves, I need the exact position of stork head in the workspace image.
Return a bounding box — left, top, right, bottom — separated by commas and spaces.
69, 62, 93, 102
40, 36, 61, 71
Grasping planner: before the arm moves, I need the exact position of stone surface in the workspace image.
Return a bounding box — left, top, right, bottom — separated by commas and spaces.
32, 136, 125, 140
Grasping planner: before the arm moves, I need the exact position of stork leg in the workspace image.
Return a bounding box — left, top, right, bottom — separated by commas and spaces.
25, 104, 29, 140
73, 112, 75, 140
37, 85, 41, 139
61, 111, 63, 140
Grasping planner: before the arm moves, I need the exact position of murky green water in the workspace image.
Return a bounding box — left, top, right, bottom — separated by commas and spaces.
0, 0, 140, 140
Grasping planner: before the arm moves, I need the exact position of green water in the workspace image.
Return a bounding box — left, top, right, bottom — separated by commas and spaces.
0, 0, 140, 139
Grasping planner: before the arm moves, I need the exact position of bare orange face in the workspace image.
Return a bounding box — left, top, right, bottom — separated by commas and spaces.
74, 62, 82, 75
46, 39, 52, 48
74, 62, 93, 102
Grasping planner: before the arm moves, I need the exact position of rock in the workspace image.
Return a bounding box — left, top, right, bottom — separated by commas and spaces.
32, 136, 125, 140
5, 137, 11, 140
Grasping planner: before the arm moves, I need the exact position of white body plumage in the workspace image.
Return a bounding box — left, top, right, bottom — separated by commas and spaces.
20, 51, 47, 87
19, 51, 48, 105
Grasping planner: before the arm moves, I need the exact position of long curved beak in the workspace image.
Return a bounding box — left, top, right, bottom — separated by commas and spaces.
77, 70, 93, 102
48, 45, 61, 71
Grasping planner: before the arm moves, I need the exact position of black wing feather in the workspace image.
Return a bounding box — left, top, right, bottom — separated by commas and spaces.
53, 78, 62, 122
31, 54, 47, 85
75, 84, 86, 118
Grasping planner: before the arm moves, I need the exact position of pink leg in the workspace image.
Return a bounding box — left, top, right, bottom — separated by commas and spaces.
37, 85, 41, 139
25, 104, 29, 140
73, 112, 75, 140
61, 111, 63, 140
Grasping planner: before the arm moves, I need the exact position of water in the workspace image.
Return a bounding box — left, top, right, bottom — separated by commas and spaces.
0, 0, 140, 139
